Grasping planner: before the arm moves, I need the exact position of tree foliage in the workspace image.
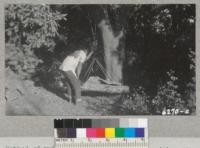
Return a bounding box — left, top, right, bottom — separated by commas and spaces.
5, 4, 66, 78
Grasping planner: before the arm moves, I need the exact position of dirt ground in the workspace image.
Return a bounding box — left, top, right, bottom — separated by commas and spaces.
5, 69, 125, 116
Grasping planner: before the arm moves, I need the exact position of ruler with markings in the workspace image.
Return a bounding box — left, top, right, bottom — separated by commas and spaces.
54, 118, 148, 148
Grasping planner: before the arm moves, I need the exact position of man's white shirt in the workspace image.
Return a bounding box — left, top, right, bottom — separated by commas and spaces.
60, 50, 86, 77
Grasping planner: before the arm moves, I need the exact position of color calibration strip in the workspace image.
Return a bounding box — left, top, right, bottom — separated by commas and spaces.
54, 118, 148, 148
54, 118, 148, 128
55, 127, 144, 138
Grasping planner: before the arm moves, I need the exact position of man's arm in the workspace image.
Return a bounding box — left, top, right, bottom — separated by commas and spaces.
76, 62, 83, 78
85, 50, 94, 61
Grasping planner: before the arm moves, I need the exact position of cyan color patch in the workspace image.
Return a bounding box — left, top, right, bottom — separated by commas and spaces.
124, 128, 136, 137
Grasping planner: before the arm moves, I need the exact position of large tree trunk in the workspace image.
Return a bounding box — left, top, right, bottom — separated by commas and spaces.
98, 19, 124, 83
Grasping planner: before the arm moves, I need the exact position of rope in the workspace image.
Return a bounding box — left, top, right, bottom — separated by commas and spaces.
83, 57, 113, 82
83, 59, 95, 81
95, 59, 112, 81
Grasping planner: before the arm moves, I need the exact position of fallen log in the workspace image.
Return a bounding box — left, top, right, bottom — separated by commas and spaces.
81, 76, 129, 94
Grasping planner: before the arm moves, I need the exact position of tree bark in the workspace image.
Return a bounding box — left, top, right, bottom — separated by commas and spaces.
98, 18, 124, 83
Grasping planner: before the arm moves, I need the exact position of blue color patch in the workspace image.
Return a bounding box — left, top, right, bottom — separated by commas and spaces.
135, 128, 144, 137
124, 128, 136, 137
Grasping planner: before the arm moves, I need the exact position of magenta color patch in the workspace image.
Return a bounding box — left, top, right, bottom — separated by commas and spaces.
86, 128, 96, 138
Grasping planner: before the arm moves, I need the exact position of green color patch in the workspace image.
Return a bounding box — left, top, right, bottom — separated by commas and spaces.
115, 128, 125, 137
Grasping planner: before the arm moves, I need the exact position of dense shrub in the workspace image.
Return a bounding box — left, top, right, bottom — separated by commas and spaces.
152, 70, 185, 114
5, 4, 66, 78
120, 87, 150, 114
120, 69, 194, 115
5, 44, 42, 78
185, 48, 196, 113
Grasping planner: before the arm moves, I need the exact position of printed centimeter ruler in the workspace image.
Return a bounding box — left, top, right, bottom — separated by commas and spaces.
55, 138, 148, 148
54, 118, 148, 148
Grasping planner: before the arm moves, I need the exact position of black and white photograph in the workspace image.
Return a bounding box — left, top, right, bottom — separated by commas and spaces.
5, 4, 196, 115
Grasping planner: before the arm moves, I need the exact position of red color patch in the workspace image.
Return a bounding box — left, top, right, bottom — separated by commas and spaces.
96, 128, 105, 138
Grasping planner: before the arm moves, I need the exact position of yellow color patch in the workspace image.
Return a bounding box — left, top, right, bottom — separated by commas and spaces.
105, 128, 115, 138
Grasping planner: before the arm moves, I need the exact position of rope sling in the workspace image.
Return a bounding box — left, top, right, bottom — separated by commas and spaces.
83, 57, 113, 83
